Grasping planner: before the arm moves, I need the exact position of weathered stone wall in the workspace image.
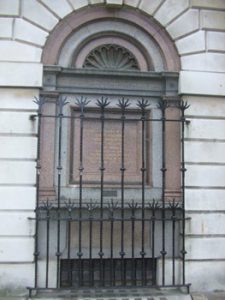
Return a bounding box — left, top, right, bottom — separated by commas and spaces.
0, 0, 224, 292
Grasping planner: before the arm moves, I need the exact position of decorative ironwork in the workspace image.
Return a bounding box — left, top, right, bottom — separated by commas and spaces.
28, 96, 190, 297
83, 44, 140, 71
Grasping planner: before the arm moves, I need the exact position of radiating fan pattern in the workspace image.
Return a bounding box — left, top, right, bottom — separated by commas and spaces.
83, 44, 140, 71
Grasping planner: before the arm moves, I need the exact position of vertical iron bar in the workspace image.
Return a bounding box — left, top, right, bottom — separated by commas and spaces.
78, 104, 84, 286
109, 202, 115, 287
99, 106, 105, 286
152, 207, 155, 285
45, 203, 50, 288
170, 200, 177, 285
121, 108, 125, 285
56, 96, 68, 288
99, 107, 105, 286
137, 99, 149, 286
129, 201, 137, 286
180, 101, 189, 285
87, 203, 94, 287
66, 201, 73, 287
118, 98, 129, 286
159, 99, 167, 286
150, 200, 159, 285
76, 97, 89, 287
68, 218, 72, 286
33, 96, 45, 289
96, 97, 109, 287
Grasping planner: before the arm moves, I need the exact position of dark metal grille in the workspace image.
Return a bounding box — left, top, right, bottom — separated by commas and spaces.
61, 258, 156, 287
28, 96, 190, 296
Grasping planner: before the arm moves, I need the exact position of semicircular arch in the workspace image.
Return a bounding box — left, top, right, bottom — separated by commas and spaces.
42, 6, 180, 72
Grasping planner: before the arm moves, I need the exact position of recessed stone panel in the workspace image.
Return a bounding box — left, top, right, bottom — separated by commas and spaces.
71, 110, 149, 185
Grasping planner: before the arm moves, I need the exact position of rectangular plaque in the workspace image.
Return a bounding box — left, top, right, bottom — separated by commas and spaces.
70, 110, 150, 185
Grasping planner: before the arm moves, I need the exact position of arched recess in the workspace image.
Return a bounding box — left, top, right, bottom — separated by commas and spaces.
41, 6, 180, 72
35, 5, 186, 290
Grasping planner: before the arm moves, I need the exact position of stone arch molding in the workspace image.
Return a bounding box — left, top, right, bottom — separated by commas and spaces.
42, 6, 180, 72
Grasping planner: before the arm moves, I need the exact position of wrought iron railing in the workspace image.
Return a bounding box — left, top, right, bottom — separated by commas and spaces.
28, 96, 190, 296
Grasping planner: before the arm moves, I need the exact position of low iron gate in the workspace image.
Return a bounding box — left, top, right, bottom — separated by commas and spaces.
28, 96, 190, 296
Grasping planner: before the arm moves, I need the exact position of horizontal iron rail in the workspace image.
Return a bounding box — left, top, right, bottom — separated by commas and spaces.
29, 216, 190, 221
30, 113, 189, 123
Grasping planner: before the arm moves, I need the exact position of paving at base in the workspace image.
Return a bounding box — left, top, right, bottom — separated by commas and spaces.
1, 289, 225, 300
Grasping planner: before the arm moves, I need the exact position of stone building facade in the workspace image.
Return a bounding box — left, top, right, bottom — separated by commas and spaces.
0, 0, 225, 295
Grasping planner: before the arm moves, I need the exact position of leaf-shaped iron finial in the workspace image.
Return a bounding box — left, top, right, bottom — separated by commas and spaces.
117, 97, 130, 112
158, 99, 169, 111
137, 98, 150, 113
75, 96, 90, 113
34, 96, 46, 113
168, 199, 180, 210
128, 200, 138, 210
65, 199, 75, 212
149, 199, 160, 210
57, 96, 69, 115
179, 100, 190, 111
96, 96, 110, 111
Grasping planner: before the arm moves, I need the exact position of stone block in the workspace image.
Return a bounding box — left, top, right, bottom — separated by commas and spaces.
0, 136, 37, 159
0, 88, 39, 110
40, 0, 72, 18
68, 0, 89, 9
106, 0, 123, 5
186, 212, 225, 235
183, 96, 225, 117
181, 52, 225, 73
0, 18, 13, 38
186, 118, 225, 140
0, 211, 35, 236
0, 41, 42, 62
207, 31, 225, 52
0, 111, 37, 134
191, 0, 225, 10
90, 0, 105, 4
0, 0, 19, 16
179, 71, 225, 96
176, 31, 205, 54
0, 237, 34, 262
14, 19, 48, 47
155, 0, 189, 26
201, 10, 225, 31
186, 261, 225, 292
22, 1, 58, 31
186, 237, 225, 260
0, 263, 34, 289
186, 165, 225, 187
138, 0, 164, 15
186, 189, 225, 211
124, 0, 139, 7
0, 62, 43, 87
185, 141, 225, 163
167, 9, 199, 39
0, 186, 36, 210
0, 161, 36, 185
